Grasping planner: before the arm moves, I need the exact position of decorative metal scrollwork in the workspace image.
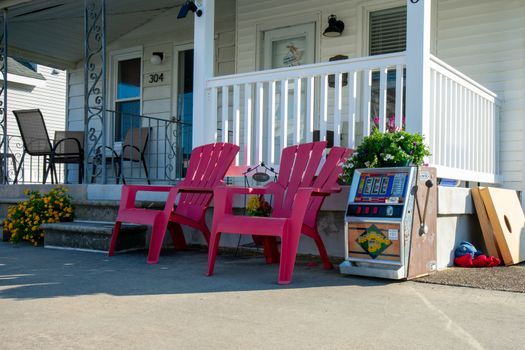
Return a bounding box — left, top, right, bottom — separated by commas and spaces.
0, 10, 7, 184
84, 0, 106, 183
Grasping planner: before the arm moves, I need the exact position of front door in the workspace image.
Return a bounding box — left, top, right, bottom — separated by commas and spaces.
262, 23, 316, 150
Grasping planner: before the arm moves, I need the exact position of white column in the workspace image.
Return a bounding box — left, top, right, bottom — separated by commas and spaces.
192, 0, 215, 147
405, 0, 432, 137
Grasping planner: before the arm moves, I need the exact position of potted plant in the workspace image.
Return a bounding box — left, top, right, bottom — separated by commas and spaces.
339, 128, 431, 185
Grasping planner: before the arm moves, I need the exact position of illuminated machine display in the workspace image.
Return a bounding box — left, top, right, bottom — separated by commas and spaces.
340, 167, 437, 279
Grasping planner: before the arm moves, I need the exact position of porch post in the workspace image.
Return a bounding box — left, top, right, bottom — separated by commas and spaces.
192, 0, 215, 147
405, 0, 432, 137
0, 9, 6, 184
84, 0, 107, 183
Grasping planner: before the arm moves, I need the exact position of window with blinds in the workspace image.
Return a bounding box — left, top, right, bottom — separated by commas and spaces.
369, 6, 407, 56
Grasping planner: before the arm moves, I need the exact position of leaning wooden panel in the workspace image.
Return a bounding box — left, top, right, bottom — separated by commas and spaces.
471, 187, 501, 260
479, 187, 525, 266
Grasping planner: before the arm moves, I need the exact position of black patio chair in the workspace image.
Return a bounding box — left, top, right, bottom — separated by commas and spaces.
52, 130, 84, 184
91, 127, 150, 184
13, 109, 84, 184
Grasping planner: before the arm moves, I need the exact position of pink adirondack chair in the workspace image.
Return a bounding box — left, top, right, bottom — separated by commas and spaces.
260, 145, 353, 269
207, 142, 352, 284
108, 142, 239, 264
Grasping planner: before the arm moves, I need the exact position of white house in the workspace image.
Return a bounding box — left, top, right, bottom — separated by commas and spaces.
3, 0, 521, 188
0, 0, 523, 265
2, 57, 66, 183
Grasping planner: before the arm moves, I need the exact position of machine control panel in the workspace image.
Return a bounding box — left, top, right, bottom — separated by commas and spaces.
346, 204, 403, 218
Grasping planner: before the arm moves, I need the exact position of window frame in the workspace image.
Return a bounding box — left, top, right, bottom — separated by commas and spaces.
109, 46, 143, 142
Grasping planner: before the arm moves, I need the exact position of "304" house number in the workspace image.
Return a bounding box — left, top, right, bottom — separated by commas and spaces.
148, 73, 164, 84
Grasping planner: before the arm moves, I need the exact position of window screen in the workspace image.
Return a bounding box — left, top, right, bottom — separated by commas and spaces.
369, 6, 407, 56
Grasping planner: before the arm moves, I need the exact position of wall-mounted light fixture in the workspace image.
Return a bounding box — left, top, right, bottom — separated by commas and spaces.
323, 15, 345, 37
150, 52, 164, 65
177, 0, 202, 19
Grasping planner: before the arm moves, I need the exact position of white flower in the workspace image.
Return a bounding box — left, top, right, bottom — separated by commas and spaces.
364, 161, 371, 167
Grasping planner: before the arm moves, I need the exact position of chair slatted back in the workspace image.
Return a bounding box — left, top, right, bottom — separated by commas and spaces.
13, 109, 52, 156
272, 141, 327, 217
122, 127, 149, 161
175, 142, 239, 220
303, 146, 353, 227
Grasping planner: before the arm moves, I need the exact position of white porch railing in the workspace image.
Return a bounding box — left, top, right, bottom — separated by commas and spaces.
206, 53, 407, 167
428, 55, 499, 183
205, 53, 499, 184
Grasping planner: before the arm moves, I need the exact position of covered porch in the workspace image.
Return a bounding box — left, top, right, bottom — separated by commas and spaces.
0, 0, 501, 185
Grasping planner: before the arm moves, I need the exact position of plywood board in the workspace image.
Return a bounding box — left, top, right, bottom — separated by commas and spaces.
471, 187, 501, 260
479, 187, 525, 265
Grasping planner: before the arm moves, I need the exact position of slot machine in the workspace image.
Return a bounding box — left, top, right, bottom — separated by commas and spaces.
339, 166, 437, 280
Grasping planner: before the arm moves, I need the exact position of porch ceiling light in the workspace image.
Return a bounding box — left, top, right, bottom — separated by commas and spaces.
323, 15, 344, 37
150, 52, 164, 65
177, 0, 202, 19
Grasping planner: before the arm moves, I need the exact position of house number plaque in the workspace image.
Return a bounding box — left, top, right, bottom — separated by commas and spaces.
144, 71, 170, 87
148, 73, 164, 84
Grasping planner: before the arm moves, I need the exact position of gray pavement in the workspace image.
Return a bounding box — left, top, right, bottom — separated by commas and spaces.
0, 242, 524, 350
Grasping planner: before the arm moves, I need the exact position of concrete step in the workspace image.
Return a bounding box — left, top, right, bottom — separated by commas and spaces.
0, 198, 165, 221
42, 220, 147, 252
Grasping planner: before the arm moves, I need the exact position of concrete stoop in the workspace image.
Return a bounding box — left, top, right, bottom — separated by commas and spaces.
41, 221, 147, 252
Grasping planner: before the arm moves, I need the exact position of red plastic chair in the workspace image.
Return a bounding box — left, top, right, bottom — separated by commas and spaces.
207, 142, 352, 284
109, 142, 239, 264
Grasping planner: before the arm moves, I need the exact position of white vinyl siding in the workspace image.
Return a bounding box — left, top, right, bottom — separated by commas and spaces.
435, 0, 525, 190
67, 0, 236, 128
8, 65, 66, 138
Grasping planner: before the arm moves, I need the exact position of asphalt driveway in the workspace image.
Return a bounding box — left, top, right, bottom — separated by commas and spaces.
0, 242, 524, 350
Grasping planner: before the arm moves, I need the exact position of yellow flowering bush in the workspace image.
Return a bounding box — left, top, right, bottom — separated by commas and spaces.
4, 186, 74, 246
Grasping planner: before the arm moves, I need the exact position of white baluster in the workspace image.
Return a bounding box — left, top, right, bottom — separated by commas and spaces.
395, 65, 404, 130
294, 78, 302, 144
347, 71, 356, 149
255, 82, 264, 163
320, 74, 328, 143
378, 67, 388, 132
210, 87, 218, 141
221, 86, 229, 143
362, 69, 372, 137
334, 73, 342, 146
268, 80, 276, 164
306, 76, 314, 143
280, 79, 289, 149
233, 84, 240, 165
244, 84, 253, 165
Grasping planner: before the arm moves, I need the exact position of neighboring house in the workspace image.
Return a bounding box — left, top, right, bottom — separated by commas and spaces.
2, 57, 67, 183
1, 0, 523, 193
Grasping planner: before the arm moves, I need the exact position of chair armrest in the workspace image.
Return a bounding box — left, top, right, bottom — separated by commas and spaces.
214, 186, 269, 196
212, 186, 272, 217
297, 187, 340, 196
176, 186, 214, 193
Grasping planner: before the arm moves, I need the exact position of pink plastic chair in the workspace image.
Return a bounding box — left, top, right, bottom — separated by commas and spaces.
207, 142, 352, 284
109, 142, 239, 264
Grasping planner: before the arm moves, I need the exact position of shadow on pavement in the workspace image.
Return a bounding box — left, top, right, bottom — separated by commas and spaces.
0, 242, 393, 300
